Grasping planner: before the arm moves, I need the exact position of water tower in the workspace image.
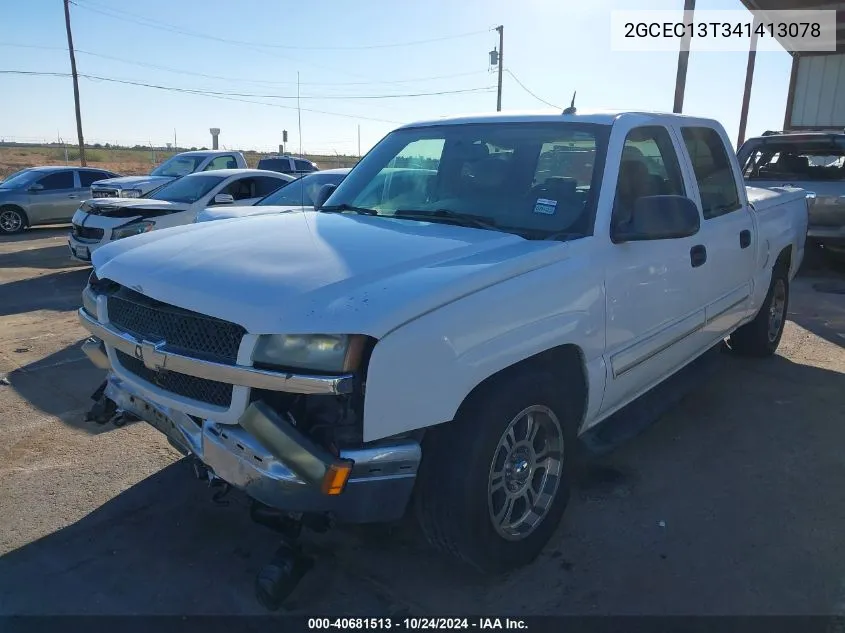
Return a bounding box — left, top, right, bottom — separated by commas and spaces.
209, 128, 220, 150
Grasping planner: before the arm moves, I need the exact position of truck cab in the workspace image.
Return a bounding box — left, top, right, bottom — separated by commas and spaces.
90, 150, 249, 199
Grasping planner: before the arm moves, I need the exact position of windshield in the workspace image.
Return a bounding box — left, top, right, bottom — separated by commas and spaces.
741, 140, 845, 181
0, 169, 37, 189
257, 172, 346, 207
150, 155, 207, 178
149, 174, 226, 203
324, 122, 609, 239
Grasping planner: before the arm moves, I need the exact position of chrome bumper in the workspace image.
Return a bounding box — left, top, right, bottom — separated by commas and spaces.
77, 308, 353, 395
104, 375, 420, 523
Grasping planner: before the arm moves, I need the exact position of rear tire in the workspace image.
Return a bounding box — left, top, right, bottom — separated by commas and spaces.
0, 206, 27, 234
729, 268, 789, 357
414, 369, 579, 573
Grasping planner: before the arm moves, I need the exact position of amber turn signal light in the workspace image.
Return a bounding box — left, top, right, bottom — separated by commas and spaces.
321, 459, 354, 495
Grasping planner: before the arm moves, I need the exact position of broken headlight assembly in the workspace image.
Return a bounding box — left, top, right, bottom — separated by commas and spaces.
252, 334, 366, 374
111, 220, 154, 240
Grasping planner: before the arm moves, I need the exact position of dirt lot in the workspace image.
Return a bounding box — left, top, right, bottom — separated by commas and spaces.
1, 227, 844, 616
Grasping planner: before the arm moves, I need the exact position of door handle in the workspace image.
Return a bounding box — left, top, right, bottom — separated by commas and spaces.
690, 244, 707, 268
68, 194, 78, 199
740, 229, 751, 248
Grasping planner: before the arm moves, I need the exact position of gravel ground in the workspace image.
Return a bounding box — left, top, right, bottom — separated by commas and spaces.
1, 227, 844, 615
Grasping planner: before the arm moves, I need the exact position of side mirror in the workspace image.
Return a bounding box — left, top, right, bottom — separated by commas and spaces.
612, 195, 700, 243
213, 193, 234, 205
314, 183, 337, 210
28, 183, 44, 192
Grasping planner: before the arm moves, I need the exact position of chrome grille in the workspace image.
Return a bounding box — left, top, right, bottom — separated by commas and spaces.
92, 189, 118, 198
115, 350, 233, 408
107, 287, 245, 363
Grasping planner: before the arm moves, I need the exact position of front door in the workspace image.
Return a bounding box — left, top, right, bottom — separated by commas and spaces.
600, 124, 709, 416
27, 170, 81, 223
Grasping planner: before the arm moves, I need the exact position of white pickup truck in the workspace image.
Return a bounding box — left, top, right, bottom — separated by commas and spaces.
89, 150, 249, 199
78, 110, 807, 607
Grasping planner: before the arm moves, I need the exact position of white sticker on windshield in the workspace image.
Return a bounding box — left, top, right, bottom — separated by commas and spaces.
533, 198, 557, 215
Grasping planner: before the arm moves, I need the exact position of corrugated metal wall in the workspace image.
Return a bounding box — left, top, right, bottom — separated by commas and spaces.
789, 53, 845, 128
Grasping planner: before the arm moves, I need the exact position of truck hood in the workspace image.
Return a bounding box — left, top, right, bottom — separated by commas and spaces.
92, 211, 566, 336
195, 204, 304, 223
91, 175, 174, 191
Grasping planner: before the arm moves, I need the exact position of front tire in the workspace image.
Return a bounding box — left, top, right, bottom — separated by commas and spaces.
729, 269, 789, 357
414, 369, 578, 573
0, 206, 27, 234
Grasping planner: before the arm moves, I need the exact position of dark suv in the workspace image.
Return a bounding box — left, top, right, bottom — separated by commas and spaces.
257, 155, 319, 176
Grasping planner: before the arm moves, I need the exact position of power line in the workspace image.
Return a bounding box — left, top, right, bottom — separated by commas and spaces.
0, 70, 495, 100
0, 43, 490, 87
73, 0, 488, 51
505, 69, 560, 109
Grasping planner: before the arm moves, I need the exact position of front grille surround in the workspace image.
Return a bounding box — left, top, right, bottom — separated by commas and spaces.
115, 350, 233, 408
106, 287, 245, 364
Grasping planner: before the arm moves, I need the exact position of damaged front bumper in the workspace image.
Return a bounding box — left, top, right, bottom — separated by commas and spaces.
96, 363, 420, 524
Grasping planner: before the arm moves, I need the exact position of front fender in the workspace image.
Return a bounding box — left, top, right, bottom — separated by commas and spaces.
362, 250, 606, 442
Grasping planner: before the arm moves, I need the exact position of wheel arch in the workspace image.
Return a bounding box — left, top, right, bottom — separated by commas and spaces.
0, 204, 30, 228
455, 343, 589, 431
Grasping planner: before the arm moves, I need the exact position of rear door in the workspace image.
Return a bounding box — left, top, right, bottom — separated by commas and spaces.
27, 170, 80, 222
676, 124, 755, 336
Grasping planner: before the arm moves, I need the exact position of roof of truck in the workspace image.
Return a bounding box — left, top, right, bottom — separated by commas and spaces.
176, 150, 242, 156
398, 109, 719, 129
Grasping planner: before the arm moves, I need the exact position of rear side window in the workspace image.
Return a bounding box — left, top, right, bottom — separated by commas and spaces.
37, 171, 75, 190
78, 170, 113, 187
681, 127, 741, 219
254, 176, 287, 197
258, 158, 290, 172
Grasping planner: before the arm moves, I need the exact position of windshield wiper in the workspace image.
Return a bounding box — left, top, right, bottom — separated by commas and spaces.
320, 203, 378, 216
394, 209, 501, 231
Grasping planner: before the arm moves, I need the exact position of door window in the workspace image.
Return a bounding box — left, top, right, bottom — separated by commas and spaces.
221, 177, 258, 201
681, 127, 741, 219
612, 126, 685, 234
253, 176, 288, 197
36, 171, 75, 190
78, 170, 113, 187
294, 159, 314, 171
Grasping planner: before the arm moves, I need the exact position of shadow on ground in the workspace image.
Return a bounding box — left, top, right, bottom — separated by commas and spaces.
0, 267, 89, 316
2, 353, 845, 615
0, 244, 87, 271
7, 341, 112, 434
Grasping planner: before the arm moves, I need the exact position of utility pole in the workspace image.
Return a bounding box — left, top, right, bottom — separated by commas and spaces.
495, 25, 504, 112
672, 0, 695, 113
63, 0, 86, 166
297, 71, 302, 157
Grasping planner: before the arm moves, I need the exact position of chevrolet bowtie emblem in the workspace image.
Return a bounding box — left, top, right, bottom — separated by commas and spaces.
134, 339, 168, 372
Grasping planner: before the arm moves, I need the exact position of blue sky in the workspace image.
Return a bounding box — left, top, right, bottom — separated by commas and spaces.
0, 0, 791, 156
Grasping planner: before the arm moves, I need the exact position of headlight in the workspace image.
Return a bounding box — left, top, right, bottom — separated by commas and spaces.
121, 189, 142, 198
111, 221, 154, 240
252, 334, 366, 373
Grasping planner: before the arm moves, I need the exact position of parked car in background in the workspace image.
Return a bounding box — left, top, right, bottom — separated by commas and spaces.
738, 131, 844, 258
90, 150, 249, 199
256, 155, 319, 176
195, 168, 350, 222
79, 111, 807, 610
68, 169, 292, 262
0, 166, 121, 234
